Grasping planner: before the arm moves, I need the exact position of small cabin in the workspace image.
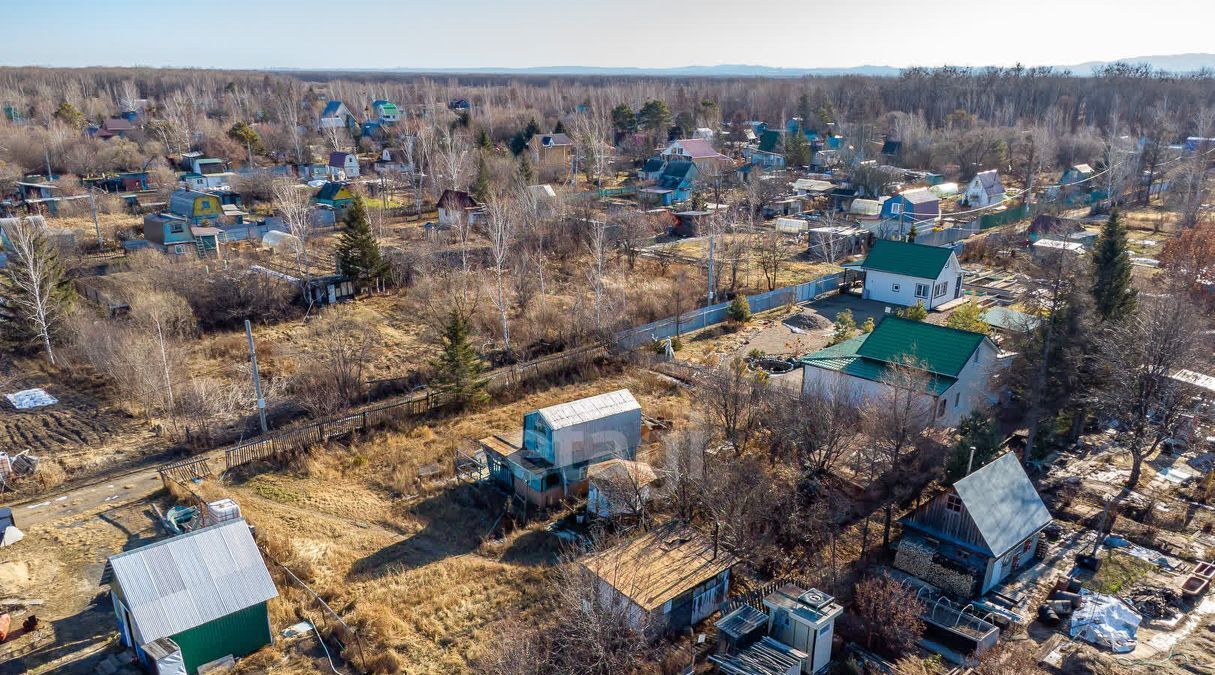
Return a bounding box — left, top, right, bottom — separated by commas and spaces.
480, 389, 642, 508
108, 519, 278, 674
895, 453, 1052, 597
580, 522, 737, 634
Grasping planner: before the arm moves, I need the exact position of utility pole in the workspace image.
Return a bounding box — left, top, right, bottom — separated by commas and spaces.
88, 189, 102, 249
245, 319, 269, 433
706, 234, 716, 303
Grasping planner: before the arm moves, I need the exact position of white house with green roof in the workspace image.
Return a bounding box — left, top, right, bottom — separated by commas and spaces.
856, 239, 963, 310
800, 316, 1005, 427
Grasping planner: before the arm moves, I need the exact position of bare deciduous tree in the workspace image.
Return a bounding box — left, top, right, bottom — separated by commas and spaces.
291, 306, 382, 415
701, 357, 769, 455
0, 217, 70, 364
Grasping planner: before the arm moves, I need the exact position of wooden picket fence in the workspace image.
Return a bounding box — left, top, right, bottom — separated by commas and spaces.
157, 456, 215, 485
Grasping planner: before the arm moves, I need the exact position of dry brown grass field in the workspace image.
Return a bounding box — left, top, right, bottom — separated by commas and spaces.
188, 370, 695, 674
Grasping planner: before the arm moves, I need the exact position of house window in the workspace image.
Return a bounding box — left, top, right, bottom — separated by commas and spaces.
954, 393, 961, 408
891, 283, 901, 293
914, 283, 929, 299
170, 221, 185, 234
946, 493, 962, 513
890, 202, 902, 215
933, 281, 948, 298
937, 398, 947, 418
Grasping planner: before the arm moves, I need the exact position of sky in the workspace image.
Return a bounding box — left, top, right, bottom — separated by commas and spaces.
4, 0, 1214, 71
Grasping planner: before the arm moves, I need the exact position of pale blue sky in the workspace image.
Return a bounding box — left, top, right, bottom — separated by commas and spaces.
4, 0, 1213, 70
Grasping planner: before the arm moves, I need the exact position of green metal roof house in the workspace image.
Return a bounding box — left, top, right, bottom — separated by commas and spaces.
857, 239, 963, 310
108, 519, 278, 674
800, 316, 1004, 427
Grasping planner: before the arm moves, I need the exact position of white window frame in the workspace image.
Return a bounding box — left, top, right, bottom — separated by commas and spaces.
914, 283, 929, 299
891, 283, 901, 293
946, 493, 962, 513
890, 202, 902, 215
933, 281, 948, 298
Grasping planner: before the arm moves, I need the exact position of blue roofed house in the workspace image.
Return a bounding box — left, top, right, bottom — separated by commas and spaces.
108, 519, 278, 674
746, 129, 787, 168
639, 157, 667, 181
800, 316, 1006, 428
640, 160, 698, 206
1060, 163, 1095, 187
894, 453, 1052, 597
480, 390, 643, 508
318, 100, 356, 132
877, 188, 940, 237
856, 239, 963, 309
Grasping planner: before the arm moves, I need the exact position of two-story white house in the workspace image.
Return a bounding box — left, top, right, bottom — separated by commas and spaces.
800, 316, 1005, 428
856, 239, 963, 310
328, 152, 360, 180
964, 169, 1006, 208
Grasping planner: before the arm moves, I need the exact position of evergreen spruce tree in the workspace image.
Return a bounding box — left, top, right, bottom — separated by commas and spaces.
553, 120, 566, 134
471, 154, 491, 203
727, 295, 751, 324
475, 128, 492, 151
431, 310, 487, 407
1090, 209, 1137, 321
335, 197, 387, 290
944, 412, 1001, 483
518, 154, 534, 185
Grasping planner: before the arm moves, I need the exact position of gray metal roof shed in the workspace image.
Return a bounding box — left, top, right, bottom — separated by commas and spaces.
108, 519, 278, 644
952, 453, 1052, 558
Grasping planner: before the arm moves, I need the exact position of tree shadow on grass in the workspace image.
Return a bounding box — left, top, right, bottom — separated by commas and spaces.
346, 483, 506, 580
498, 529, 564, 566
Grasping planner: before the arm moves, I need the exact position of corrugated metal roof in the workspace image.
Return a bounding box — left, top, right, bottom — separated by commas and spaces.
953, 453, 1052, 558
537, 389, 640, 430
711, 637, 808, 675
715, 604, 768, 639
860, 239, 954, 280
109, 519, 278, 644
856, 316, 985, 377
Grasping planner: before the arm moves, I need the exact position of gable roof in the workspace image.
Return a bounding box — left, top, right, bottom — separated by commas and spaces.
320, 100, 347, 118
580, 521, 737, 612
108, 519, 278, 644
901, 187, 938, 206
535, 133, 572, 147
799, 333, 957, 396
660, 160, 697, 184
328, 151, 355, 167
315, 181, 351, 202
860, 239, 955, 279
437, 189, 480, 210
669, 138, 723, 159
856, 316, 986, 378
952, 453, 1052, 558
970, 170, 1004, 198
642, 157, 666, 173
534, 389, 639, 431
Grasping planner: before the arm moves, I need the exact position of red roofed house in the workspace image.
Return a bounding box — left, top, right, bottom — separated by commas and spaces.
660, 138, 731, 171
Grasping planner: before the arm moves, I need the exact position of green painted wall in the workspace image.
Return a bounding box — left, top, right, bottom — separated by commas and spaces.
171, 602, 271, 674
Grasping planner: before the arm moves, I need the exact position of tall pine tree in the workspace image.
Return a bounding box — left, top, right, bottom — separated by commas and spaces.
335, 197, 387, 291
431, 310, 487, 406
1090, 209, 1137, 321
471, 154, 491, 203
